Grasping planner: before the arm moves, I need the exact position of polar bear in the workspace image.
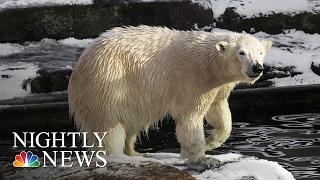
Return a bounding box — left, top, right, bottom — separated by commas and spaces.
68, 26, 272, 170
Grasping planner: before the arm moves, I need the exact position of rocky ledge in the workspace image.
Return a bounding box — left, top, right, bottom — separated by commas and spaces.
0, 0, 319, 42
1, 153, 294, 180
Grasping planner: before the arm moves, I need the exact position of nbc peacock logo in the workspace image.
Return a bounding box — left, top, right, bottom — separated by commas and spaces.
13, 151, 40, 168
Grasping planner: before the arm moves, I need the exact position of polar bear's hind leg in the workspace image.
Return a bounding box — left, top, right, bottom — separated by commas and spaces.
124, 134, 141, 156
103, 124, 126, 155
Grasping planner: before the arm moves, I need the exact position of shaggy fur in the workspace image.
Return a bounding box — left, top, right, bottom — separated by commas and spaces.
68, 26, 272, 169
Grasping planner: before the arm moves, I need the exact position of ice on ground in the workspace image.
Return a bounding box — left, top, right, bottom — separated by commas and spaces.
0, 63, 38, 100
192, 0, 319, 18
0, 43, 24, 56
8, 153, 295, 180
0, 0, 93, 11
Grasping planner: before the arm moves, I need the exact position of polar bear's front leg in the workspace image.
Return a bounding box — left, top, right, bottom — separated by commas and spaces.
205, 99, 232, 151
176, 118, 220, 171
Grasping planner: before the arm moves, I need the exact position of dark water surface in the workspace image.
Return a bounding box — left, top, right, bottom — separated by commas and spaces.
219, 113, 320, 180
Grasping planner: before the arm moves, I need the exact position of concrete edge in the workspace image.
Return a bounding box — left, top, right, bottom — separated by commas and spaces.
1, 84, 320, 108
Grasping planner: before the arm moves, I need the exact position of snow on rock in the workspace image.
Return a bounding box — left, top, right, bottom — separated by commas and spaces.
255, 29, 320, 87
5, 153, 295, 180
194, 159, 294, 180
0, 43, 24, 56
146, 153, 295, 180
0, 0, 93, 11
0, 37, 92, 100
0, 37, 92, 57
210, 28, 320, 87
192, 0, 318, 18
0, 63, 38, 100
58, 37, 95, 48
191, 0, 231, 18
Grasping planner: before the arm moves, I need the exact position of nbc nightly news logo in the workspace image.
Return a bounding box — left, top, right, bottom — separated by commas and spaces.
12, 132, 108, 168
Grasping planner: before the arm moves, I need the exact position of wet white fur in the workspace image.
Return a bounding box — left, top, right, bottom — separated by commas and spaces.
68, 26, 272, 164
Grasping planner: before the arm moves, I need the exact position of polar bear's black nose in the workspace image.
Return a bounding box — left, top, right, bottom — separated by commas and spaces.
252, 63, 264, 74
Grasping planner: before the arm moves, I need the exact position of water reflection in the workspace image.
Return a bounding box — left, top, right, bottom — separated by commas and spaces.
218, 113, 320, 180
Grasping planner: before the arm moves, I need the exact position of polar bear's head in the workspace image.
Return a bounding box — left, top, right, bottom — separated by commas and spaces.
216, 34, 272, 83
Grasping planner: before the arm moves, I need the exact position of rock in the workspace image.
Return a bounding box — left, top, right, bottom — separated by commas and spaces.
1, 75, 13, 79
311, 62, 320, 76
30, 68, 73, 93
236, 80, 274, 89
216, 8, 320, 34
2, 156, 194, 180
1, 1, 319, 42
1, 153, 294, 180
0, 2, 213, 42
236, 65, 303, 89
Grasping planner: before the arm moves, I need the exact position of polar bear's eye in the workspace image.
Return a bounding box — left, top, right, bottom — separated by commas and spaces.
239, 51, 246, 56
260, 52, 263, 55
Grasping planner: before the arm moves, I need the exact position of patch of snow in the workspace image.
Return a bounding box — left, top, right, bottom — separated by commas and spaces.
271, 72, 320, 87
255, 29, 320, 87
0, 0, 93, 11
0, 43, 24, 56
0, 37, 93, 58
0, 63, 38, 100
194, 159, 294, 180
60, 65, 74, 70
191, 0, 231, 18
192, 0, 318, 18
58, 37, 95, 48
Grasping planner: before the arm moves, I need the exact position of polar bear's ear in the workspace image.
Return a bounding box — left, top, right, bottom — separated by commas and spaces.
261, 40, 272, 50
216, 41, 229, 52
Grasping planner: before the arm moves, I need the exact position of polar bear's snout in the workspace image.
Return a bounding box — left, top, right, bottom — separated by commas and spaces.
249, 63, 264, 77
252, 63, 264, 74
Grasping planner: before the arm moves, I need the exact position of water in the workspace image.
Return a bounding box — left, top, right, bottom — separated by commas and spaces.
1, 113, 320, 179
218, 113, 320, 180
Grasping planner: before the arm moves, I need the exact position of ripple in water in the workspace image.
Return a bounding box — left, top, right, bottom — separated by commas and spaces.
219, 113, 320, 180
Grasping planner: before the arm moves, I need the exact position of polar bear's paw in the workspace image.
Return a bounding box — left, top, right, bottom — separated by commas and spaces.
188, 156, 221, 171
125, 150, 142, 156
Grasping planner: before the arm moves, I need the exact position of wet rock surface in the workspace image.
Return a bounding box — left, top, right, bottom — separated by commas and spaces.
236, 65, 303, 89
1, 150, 294, 180
29, 68, 72, 93
2, 161, 195, 180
